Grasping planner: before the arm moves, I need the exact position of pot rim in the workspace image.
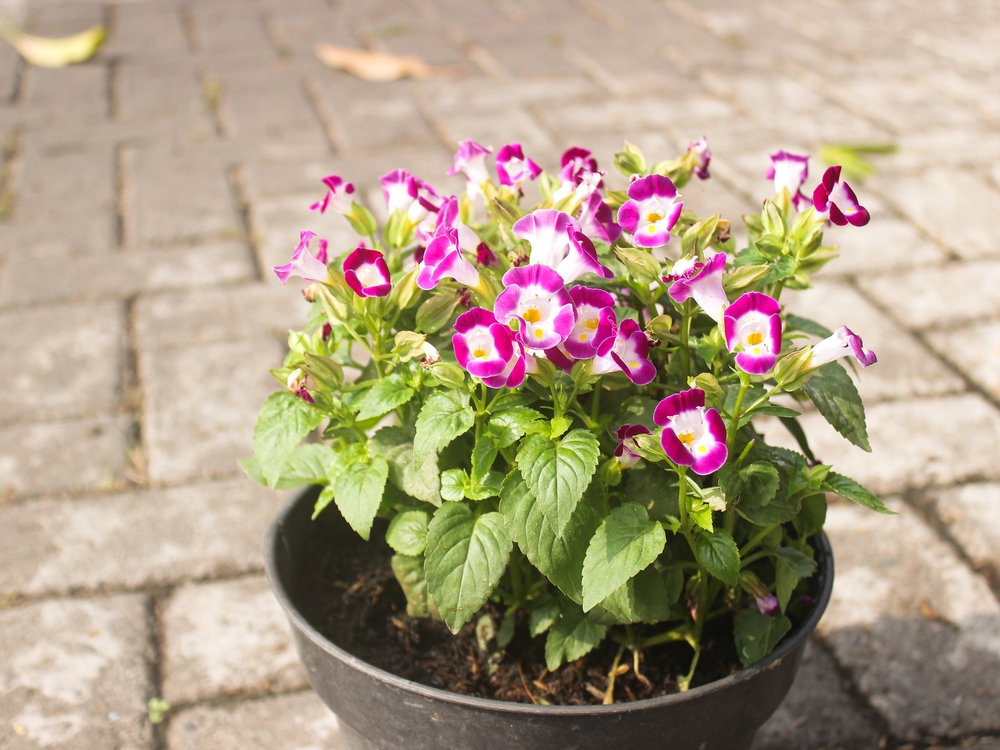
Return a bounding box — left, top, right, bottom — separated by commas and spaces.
266, 486, 834, 716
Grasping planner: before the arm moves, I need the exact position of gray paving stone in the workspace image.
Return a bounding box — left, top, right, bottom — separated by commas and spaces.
759, 394, 1000, 497
926, 482, 1000, 579
332, 96, 440, 158
0, 414, 129, 500
858, 259, 1000, 330
162, 576, 306, 704
116, 62, 217, 141
21, 64, 108, 127
926, 319, 1000, 402
826, 214, 946, 275
0, 301, 122, 425
0, 241, 255, 307
134, 284, 305, 351
781, 280, 965, 403
140, 337, 285, 483
167, 691, 341, 750
102, 2, 190, 58
0, 595, 153, 749
752, 640, 882, 750
820, 499, 1000, 740
0, 478, 289, 598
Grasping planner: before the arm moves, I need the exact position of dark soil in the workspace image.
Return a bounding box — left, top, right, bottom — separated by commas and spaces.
295, 520, 780, 705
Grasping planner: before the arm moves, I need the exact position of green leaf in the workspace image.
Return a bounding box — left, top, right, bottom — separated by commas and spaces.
734, 609, 792, 667
391, 554, 430, 618
695, 529, 740, 587
356, 374, 416, 421
823, 472, 893, 514
786, 314, 833, 339
369, 426, 441, 506
615, 246, 662, 285
424, 504, 512, 633
253, 392, 324, 487
775, 557, 799, 613
500, 472, 606, 604
239, 443, 334, 489
581, 503, 666, 612
486, 407, 544, 448
773, 546, 817, 576
345, 202, 378, 237
626, 464, 679, 522
688, 499, 714, 532
591, 566, 672, 625
721, 462, 780, 512
471, 436, 499, 484
333, 456, 389, 540
302, 352, 344, 390
802, 362, 871, 451
529, 599, 561, 637
764, 256, 797, 284
544, 604, 607, 672
386, 510, 431, 556
736, 490, 801, 526
415, 293, 461, 334
466, 471, 504, 501
617, 396, 659, 431
441, 468, 468, 502
517, 430, 601, 536
496, 614, 516, 648
413, 390, 475, 464
779, 417, 817, 463
793, 494, 827, 538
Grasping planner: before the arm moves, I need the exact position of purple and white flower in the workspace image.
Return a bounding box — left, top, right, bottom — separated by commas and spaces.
558, 147, 599, 186
512, 209, 613, 283
494, 265, 576, 350
591, 319, 656, 385
615, 423, 651, 469
564, 286, 617, 359
813, 166, 870, 227
310, 175, 355, 215
665, 252, 729, 323
809, 325, 877, 369
577, 192, 622, 245
766, 151, 810, 211
380, 169, 442, 237
343, 247, 391, 298
272, 230, 329, 285
688, 136, 712, 180
453, 307, 526, 389
495, 143, 541, 188
756, 594, 780, 617
416, 227, 483, 291
435, 196, 484, 255
724, 292, 783, 375
448, 140, 493, 198
653, 388, 728, 475
617, 174, 684, 248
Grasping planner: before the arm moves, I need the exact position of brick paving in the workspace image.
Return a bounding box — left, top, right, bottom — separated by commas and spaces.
0, 0, 998, 748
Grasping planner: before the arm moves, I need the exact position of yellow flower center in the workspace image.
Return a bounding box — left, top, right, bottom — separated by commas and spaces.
535, 328, 544, 338
677, 430, 695, 446
579, 333, 588, 342
747, 331, 764, 346
473, 348, 487, 359
646, 211, 664, 223
628, 361, 638, 368
585, 317, 599, 331
523, 308, 542, 324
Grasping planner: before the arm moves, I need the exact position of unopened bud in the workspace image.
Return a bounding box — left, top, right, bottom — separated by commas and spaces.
302, 284, 320, 303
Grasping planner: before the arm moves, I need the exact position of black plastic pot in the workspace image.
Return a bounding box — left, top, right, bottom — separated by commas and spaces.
266, 487, 834, 750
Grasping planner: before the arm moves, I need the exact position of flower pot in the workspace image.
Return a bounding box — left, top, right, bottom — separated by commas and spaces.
265, 486, 834, 750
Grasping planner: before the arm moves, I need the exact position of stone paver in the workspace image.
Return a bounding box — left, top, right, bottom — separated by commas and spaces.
0, 595, 153, 749
162, 576, 306, 705
825, 214, 946, 276
925, 482, 1000, 579
926, 319, 1000, 402
820, 499, 1000, 741
0, 479, 288, 598
167, 692, 341, 750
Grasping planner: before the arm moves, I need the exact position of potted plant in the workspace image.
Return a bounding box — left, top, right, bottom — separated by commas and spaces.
244, 137, 889, 750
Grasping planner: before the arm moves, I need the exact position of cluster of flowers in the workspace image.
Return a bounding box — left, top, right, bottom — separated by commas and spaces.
275, 140, 875, 486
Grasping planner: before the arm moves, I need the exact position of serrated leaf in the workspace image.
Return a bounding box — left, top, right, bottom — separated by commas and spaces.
466, 471, 504, 500
734, 609, 792, 667
413, 390, 475, 464
471, 435, 499, 484
369, 426, 441, 506
391, 554, 430, 618
487, 407, 544, 448
688, 499, 714, 532
823, 472, 893, 514
721, 462, 780, 512
764, 256, 797, 284
333, 456, 389, 540
802, 362, 870, 451
441, 468, 468, 502
582, 503, 666, 612
544, 604, 607, 672
356, 374, 415, 421
500, 472, 606, 603
695, 529, 740, 587
775, 557, 799, 613
253, 392, 324, 487
239, 443, 334, 489
516, 430, 601, 536
424, 504, 512, 633
386, 510, 431, 556
529, 599, 561, 637
590, 566, 672, 625
773, 546, 817, 577
415, 293, 462, 334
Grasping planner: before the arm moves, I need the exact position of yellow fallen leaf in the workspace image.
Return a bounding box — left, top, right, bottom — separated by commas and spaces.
315, 43, 463, 82
0, 17, 106, 68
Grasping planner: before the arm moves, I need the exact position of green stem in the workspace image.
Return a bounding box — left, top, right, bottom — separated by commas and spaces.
740, 549, 770, 569
677, 468, 689, 532
740, 524, 779, 556
636, 623, 689, 649
679, 309, 692, 382
726, 371, 751, 452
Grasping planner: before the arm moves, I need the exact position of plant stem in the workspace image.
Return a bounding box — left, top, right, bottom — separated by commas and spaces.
679, 309, 692, 381
726, 371, 751, 451
637, 623, 689, 649
740, 524, 779, 556
603, 644, 626, 705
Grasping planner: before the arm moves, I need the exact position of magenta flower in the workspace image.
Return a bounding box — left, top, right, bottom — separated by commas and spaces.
542, 343, 575, 373
272, 230, 329, 285
435, 196, 484, 254
476, 243, 498, 267
653, 388, 728, 475
724, 292, 783, 375
615, 423, 651, 469
813, 166, 870, 227
453, 307, 526, 389
564, 286, 617, 359
688, 136, 711, 180
766, 151, 810, 211
343, 247, 391, 298
609, 318, 656, 385
495, 143, 541, 188
512, 209, 613, 283
577, 192, 622, 245
494, 265, 576, 350
416, 227, 483, 291
810, 325, 877, 369
558, 147, 599, 186
665, 252, 729, 323
310, 175, 355, 215
448, 140, 493, 198
380, 169, 442, 238
617, 174, 683, 248
756, 595, 780, 617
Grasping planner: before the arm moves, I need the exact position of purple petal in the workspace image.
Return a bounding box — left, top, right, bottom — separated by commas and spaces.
626, 174, 678, 202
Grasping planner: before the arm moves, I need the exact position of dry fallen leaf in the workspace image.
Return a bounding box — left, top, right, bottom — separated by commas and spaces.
315, 43, 464, 82
0, 17, 106, 68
